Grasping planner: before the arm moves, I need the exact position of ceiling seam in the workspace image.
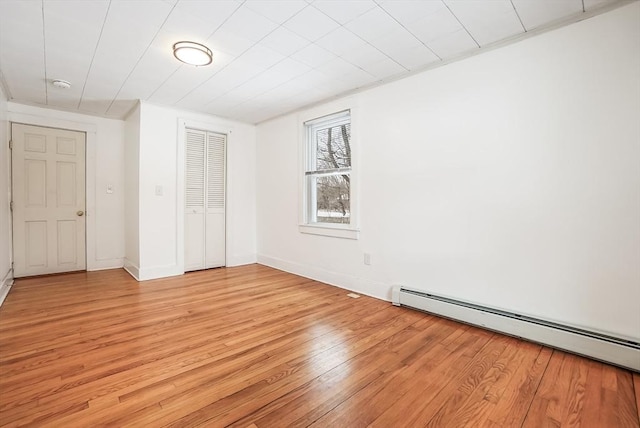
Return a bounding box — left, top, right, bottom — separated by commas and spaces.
104, 0, 180, 115
0, 70, 13, 100
311, 2, 409, 72
78, 0, 112, 110
442, 0, 480, 49
41, 0, 48, 104
510, 0, 527, 32
375, 0, 442, 61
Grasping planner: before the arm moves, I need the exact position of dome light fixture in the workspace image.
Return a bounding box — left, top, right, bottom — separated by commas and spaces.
173, 41, 213, 66
52, 79, 71, 89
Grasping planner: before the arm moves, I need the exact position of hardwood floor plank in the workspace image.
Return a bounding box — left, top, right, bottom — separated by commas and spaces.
304, 319, 471, 428
486, 345, 552, 427
0, 265, 636, 427
366, 329, 495, 427
238, 317, 453, 428
634, 373, 640, 424
616, 370, 640, 427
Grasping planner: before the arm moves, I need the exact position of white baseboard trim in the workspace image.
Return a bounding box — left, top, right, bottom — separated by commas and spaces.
0, 268, 14, 307
257, 254, 389, 301
123, 259, 140, 281
227, 254, 257, 267
138, 264, 183, 281
124, 259, 183, 281
88, 257, 124, 271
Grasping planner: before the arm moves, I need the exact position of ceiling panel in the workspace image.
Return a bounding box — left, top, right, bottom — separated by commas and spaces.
160, 4, 215, 41
427, 29, 479, 59
394, 2, 469, 46
107, 99, 138, 118
147, 58, 231, 105
316, 27, 368, 57
177, 45, 285, 110
283, 6, 340, 41
316, 57, 376, 88
206, 28, 256, 57
348, 46, 406, 79
79, 0, 174, 113
345, 7, 403, 43
444, 0, 524, 46
0, 0, 46, 103
230, 58, 311, 99
368, 27, 440, 70
43, 1, 109, 105
111, 37, 182, 102
176, 0, 240, 29
0, 0, 623, 123
311, 0, 377, 25
259, 27, 311, 57
177, 0, 242, 24
290, 43, 337, 68
245, 0, 307, 25
219, 5, 279, 42
511, 0, 583, 30
271, 69, 338, 99
377, 0, 443, 26
364, 58, 407, 80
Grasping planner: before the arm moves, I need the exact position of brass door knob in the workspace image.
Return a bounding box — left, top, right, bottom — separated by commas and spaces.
77, 210, 84, 216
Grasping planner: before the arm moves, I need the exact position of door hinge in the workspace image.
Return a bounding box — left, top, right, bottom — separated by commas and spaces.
9, 201, 13, 211
8, 140, 12, 150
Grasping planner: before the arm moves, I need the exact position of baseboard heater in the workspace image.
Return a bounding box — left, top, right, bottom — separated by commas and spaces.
392, 286, 640, 372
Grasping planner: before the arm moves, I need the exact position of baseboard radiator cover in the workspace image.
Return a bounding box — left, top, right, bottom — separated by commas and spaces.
391, 286, 640, 372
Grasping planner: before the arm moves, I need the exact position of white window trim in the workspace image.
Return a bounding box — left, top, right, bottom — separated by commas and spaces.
298, 100, 359, 240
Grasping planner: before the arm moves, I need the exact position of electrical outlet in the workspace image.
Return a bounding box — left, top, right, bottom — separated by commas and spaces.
364, 253, 371, 265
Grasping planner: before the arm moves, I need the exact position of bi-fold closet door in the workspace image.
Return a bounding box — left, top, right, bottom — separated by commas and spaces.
185, 128, 226, 272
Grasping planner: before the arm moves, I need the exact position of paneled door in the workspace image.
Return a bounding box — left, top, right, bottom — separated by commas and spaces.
11, 123, 86, 277
184, 128, 226, 272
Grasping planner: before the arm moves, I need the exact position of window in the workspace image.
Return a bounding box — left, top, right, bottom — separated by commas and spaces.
302, 110, 357, 238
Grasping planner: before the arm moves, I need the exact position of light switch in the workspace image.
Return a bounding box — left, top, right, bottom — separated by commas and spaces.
106, 184, 114, 194
155, 185, 163, 196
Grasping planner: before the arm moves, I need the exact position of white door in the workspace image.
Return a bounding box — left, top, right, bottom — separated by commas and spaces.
11, 123, 86, 277
185, 128, 226, 272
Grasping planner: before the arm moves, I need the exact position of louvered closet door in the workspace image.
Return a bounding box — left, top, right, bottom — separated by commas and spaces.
205, 132, 226, 268
184, 128, 226, 272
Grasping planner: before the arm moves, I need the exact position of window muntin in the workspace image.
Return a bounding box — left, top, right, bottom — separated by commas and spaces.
305, 110, 351, 225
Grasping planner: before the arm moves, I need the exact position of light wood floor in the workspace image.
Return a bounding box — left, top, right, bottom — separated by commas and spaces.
0, 265, 638, 427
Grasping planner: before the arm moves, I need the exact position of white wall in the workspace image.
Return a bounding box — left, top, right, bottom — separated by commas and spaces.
0, 84, 12, 305
256, 3, 640, 341
131, 101, 256, 280
124, 103, 140, 277
6, 102, 125, 271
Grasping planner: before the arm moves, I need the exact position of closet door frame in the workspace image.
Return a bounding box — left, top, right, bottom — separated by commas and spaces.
177, 119, 231, 274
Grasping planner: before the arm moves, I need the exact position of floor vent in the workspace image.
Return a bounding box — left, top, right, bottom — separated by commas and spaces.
392, 286, 639, 372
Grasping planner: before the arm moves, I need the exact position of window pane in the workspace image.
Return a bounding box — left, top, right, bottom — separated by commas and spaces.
316, 123, 351, 170
315, 174, 350, 224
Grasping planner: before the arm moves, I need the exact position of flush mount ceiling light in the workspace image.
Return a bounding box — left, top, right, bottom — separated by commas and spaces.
51, 79, 71, 89
173, 41, 213, 66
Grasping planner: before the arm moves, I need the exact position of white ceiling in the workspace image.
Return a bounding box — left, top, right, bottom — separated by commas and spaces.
0, 0, 625, 124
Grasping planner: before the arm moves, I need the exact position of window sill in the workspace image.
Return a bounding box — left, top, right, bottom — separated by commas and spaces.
299, 224, 360, 240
